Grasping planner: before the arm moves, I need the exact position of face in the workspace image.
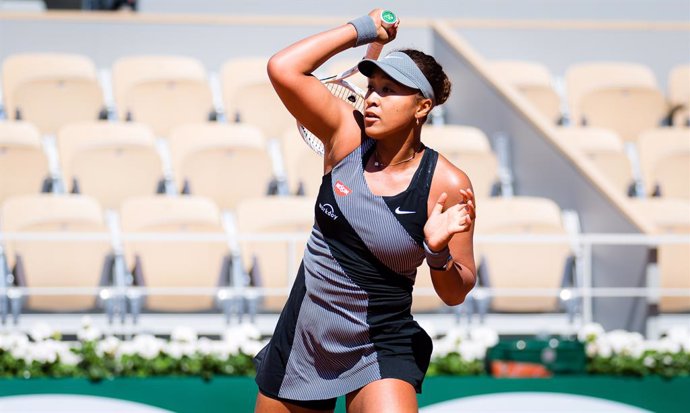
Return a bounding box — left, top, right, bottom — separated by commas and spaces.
363, 69, 427, 139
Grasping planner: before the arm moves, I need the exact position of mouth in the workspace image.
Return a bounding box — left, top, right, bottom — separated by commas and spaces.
364, 110, 380, 123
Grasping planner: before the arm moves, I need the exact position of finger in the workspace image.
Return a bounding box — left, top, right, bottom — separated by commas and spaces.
431, 192, 448, 216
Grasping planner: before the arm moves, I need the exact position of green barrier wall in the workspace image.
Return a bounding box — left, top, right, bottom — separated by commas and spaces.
1, 376, 688, 412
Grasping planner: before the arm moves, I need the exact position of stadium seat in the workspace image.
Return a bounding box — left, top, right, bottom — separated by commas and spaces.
112, 55, 214, 136
168, 122, 274, 210
556, 127, 633, 194
220, 57, 295, 139
58, 121, 162, 210
1, 194, 111, 311
489, 60, 562, 123
236, 196, 314, 312
637, 128, 690, 200
281, 128, 324, 197
120, 195, 229, 311
630, 198, 690, 312
566, 62, 667, 142
668, 64, 690, 127
0, 121, 49, 205
474, 196, 574, 313
1, 53, 104, 134
422, 125, 499, 200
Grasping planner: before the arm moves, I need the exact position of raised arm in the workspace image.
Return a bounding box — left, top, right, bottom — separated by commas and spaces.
266, 9, 397, 160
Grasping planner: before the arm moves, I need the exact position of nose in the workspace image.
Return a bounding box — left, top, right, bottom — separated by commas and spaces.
364, 90, 380, 108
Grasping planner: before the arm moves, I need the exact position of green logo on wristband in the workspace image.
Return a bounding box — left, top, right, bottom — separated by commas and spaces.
381, 10, 397, 24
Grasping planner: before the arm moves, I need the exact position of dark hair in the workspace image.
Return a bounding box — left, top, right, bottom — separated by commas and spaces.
399, 49, 452, 106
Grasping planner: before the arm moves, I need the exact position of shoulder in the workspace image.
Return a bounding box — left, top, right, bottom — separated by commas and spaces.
432, 152, 473, 193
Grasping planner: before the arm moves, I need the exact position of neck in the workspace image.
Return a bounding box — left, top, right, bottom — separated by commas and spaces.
373, 138, 424, 169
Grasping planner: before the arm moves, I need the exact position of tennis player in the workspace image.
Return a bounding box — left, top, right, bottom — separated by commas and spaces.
254, 8, 476, 413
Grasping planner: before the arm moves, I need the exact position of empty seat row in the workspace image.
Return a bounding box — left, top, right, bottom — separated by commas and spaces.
1, 194, 687, 315
557, 127, 690, 200
0, 120, 505, 207
1, 53, 348, 139
490, 61, 690, 140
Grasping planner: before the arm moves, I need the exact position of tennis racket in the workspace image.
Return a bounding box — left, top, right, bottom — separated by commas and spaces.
298, 10, 398, 156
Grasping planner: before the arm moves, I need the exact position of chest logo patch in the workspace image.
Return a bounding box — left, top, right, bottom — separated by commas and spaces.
334, 180, 352, 197
318, 203, 338, 220
395, 206, 416, 215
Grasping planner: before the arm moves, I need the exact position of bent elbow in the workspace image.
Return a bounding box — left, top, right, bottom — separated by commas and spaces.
266, 54, 285, 83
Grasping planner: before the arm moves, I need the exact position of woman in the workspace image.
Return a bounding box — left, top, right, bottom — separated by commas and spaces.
254, 9, 476, 413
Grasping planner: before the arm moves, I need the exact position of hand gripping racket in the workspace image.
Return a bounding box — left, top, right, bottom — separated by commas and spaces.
298, 10, 398, 156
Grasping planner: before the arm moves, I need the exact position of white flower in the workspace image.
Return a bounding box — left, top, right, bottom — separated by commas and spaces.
597, 340, 612, 358
29, 322, 54, 342
28, 340, 59, 364
238, 322, 261, 341
605, 330, 643, 355
96, 336, 121, 357
59, 349, 81, 366
643, 356, 656, 368
577, 323, 605, 343
81, 316, 93, 329
469, 327, 499, 349
458, 340, 486, 362
131, 334, 164, 360
663, 355, 673, 365
164, 342, 184, 359
240, 340, 265, 357
586, 342, 598, 357
171, 326, 197, 344
664, 326, 690, 347
197, 337, 214, 356
77, 325, 102, 342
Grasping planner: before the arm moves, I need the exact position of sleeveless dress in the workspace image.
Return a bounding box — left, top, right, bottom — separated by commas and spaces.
254, 136, 439, 404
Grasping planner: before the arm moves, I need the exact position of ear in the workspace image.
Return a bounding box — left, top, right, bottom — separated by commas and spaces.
415, 98, 433, 121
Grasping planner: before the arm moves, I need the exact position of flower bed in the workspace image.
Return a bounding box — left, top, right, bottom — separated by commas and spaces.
1, 319, 689, 380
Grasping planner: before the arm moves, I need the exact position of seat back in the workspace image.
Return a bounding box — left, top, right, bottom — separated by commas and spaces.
579, 86, 667, 142
112, 55, 213, 136
58, 121, 162, 209
631, 198, 690, 312
236, 196, 314, 311
2, 53, 103, 134
1, 194, 110, 311
475, 197, 571, 312
220, 57, 295, 139
120, 196, 228, 311
638, 128, 690, 198
422, 125, 499, 200
0, 122, 48, 204
281, 128, 324, 197
557, 127, 633, 194
169, 123, 273, 210
668, 64, 690, 126
489, 60, 561, 123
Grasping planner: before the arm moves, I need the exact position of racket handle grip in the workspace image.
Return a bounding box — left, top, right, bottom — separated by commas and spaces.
380, 10, 398, 28
363, 10, 397, 60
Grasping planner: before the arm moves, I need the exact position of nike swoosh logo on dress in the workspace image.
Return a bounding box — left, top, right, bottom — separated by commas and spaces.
394, 206, 415, 215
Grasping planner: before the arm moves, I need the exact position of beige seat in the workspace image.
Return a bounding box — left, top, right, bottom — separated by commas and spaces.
475, 197, 572, 312
489, 60, 561, 123
556, 127, 633, 194
668, 64, 690, 127
1, 53, 104, 134
120, 195, 228, 311
1, 194, 111, 311
236, 196, 314, 312
0, 122, 48, 205
112, 55, 214, 136
630, 198, 690, 312
168, 123, 274, 210
281, 128, 324, 197
638, 128, 690, 199
58, 121, 162, 210
566, 62, 667, 142
422, 125, 499, 200
220, 57, 295, 139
